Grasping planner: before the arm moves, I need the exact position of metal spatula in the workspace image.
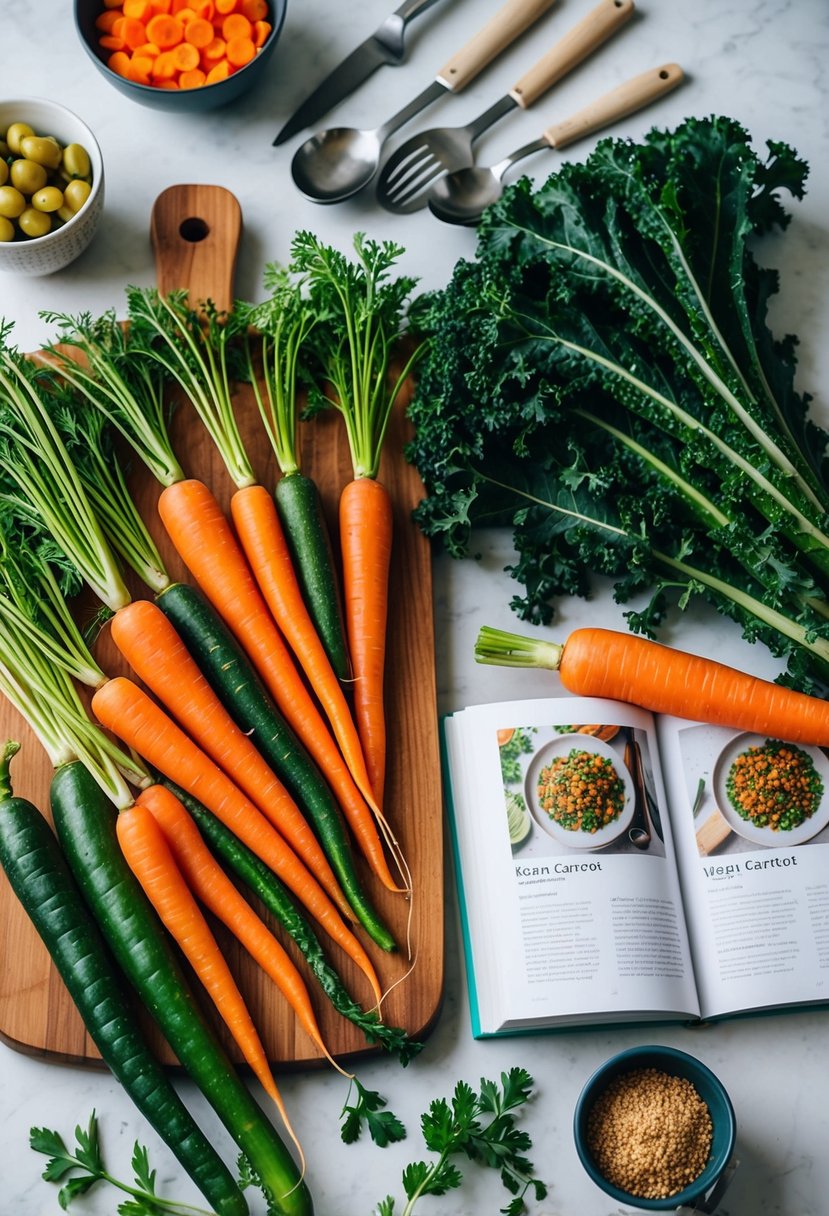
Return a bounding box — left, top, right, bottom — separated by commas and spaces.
376, 0, 635, 213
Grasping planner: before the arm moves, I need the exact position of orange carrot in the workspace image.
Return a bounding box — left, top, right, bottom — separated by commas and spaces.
231, 484, 378, 814
115, 800, 303, 1159
474, 624, 829, 745
91, 675, 383, 1005
137, 783, 348, 1071
157, 479, 388, 832
109, 597, 352, 918
339, 476, 393, 811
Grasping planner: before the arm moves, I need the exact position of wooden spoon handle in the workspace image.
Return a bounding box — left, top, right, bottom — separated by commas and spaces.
150, 183, 242, 312
510, 0, 635, 110
437, 0, 558, 93
543, 61, 684, 149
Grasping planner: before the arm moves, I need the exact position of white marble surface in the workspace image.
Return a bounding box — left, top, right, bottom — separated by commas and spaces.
2, 0, 829, 1213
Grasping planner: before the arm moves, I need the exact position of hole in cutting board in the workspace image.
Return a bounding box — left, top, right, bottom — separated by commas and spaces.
179, 216, 209, 242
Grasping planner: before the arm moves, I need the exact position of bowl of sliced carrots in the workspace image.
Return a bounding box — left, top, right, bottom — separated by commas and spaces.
74, 0, 287, 112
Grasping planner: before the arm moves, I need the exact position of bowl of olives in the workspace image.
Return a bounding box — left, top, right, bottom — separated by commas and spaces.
0, 97, 104, 276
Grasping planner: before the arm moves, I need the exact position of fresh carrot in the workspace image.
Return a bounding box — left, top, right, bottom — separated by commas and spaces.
108, 597, 352, 919
230, 484, 377, 809
474, 625, 829, 745
115, 798, 303, 1165
157, 477, 381, 818
137, 783, 347, 1071
91, 675, 384, 1005
339, 476, 394, 809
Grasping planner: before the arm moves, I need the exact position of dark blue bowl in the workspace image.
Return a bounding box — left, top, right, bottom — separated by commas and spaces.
573, 1045, 736, 1211
74, 0, 287, 112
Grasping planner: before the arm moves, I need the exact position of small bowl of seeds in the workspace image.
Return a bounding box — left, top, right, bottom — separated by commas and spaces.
573, 1045, 736, 1211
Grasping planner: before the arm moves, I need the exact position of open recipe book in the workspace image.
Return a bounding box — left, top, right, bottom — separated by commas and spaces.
441, 695, 829, 1038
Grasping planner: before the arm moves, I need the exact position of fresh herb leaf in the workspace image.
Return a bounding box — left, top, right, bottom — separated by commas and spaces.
341, 1079, 406, 1147
376, 1068, 545, 1215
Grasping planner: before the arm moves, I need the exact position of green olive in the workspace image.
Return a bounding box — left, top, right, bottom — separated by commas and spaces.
5, 122, 34, 154
18, 207, 52, 238
0, 185, 26, 219
62, 142, 91, 179
0, 216, 15, 243
63, 178, 92, 213
19, 134, 63, 170
10, 157, 48, 196
32, 185, 64, 213
0, 160, 7, 188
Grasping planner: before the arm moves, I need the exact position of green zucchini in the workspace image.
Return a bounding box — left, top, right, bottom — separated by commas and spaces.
274, 472, 351, 685
156, 580, 396, 952
0, 745, 248, 1216
50, 759, 313, 1216
165, 777, 420, 1065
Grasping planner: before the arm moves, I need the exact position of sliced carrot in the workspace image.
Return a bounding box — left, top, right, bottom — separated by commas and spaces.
109, 597, 353, 918
176, 5, 197, 20
111, 14, 127, 37
124, 0, 152, 19
253, 19, 270, 46
134, 40, 161, 56
184, 15, 214, 46
152, 49, 177, 77
200, 34, 225, 60
137, 783, 345, 1068
241, 0, 268, 20
205, 58, 232, 82
116, 800, 304, 1164
158, 78, 181, 87
121, 16, 148, 47
171, 40, 200, 70
221, 11, 251, 39
179, 67, 206, 87
91, 675, 383, 1005
149, 0, 172, 9
99, 33, 126, 50
225, 34, 255, 67
214, 0, 238, 13
126, 55, 154, 82
191, 0, 215, 15
107, 50, 132, 75
145, 11, 184, 45
95, 10, 122, 32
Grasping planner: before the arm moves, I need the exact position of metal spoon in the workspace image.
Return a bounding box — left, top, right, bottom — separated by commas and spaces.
428, 62, 684, 224
290, 0, 557, 204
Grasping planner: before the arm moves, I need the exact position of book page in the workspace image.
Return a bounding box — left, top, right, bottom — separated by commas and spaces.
443, 697, 701, 1037
656, 717, 829, 1020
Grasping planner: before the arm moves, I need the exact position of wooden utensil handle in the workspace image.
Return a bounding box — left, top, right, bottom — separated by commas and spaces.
510, 0, 635, 110
543, 61, 684, 149
437, 0, 558, 93
150, 184, 242, 313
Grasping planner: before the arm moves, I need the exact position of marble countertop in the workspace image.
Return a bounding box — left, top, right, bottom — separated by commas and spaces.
2, 0, 829, 1213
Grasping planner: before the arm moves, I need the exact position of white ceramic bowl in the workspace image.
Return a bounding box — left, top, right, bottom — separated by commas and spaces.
0, 97, 104, 277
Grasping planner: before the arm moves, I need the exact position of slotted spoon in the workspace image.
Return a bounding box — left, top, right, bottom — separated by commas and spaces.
377, 0, 634, 214
428, 62, 684, 224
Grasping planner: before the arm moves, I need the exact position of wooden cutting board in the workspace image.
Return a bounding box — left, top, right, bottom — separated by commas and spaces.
0, 185, 444, 1069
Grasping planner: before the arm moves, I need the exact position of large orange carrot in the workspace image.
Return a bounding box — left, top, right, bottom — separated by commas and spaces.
137, 783, 348, 1072
157, 479, 402, 877
115, 800, 303, 1163
91, 676, 383, 1006
475, 625, 829, 744
339, 476, 393, 811
231, 484, 371, 790
109, 597, 351, 918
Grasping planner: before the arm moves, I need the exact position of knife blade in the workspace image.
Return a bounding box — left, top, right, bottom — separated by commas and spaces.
273, 0, 446, 146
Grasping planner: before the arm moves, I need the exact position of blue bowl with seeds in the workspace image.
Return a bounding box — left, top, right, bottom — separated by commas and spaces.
573, 1045, 736, 1211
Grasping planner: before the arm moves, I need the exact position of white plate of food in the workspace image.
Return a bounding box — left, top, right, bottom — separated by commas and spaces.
713, 732, 829, 847
524, 733, 635, 851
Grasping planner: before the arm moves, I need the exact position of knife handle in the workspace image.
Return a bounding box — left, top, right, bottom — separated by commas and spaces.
542, 62, 684, 149
393, 0, 445, 22
436, 0, 558, 93
510, 0, 635, 110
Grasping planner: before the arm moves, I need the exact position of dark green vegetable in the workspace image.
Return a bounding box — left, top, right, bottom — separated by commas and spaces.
50, 760, 313, 1216
407, 115, 829, 693
157, 579, 396, 952
0, 743, 247, 1216
165, 776, 420, 1065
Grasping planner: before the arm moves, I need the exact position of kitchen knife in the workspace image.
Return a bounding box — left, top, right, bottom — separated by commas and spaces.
274, 0, 446, 146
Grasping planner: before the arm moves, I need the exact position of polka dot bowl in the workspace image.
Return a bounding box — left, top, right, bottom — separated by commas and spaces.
573, 1045, 737, 1211
0, 97, 104, 277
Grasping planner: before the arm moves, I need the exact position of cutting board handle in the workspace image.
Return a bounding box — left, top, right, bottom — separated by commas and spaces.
150, 184, 242, 311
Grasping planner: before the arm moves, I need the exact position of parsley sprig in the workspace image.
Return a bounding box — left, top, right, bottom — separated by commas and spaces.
375, 1067, 547, 1215
30, 1112, 216, 1215
341, 1079, 407, 1148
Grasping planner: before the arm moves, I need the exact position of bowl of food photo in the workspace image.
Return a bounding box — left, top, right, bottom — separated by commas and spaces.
74, 0, 287, 113
524, 732, 635, 850
713, 732, 829, 847
573, 1045, 737, 1211
0, 97, 104, 276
